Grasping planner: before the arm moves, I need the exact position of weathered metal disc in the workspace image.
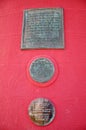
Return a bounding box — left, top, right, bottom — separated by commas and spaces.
29, 58, 55, 83
28, 98, 55, 126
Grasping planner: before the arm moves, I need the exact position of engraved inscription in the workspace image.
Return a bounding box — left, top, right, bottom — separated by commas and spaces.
28, 98, 55, 126
29, 57, 55, 83
21, 8, 64, 49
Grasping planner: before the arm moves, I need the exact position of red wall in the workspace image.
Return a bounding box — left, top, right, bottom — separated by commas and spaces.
0, 0, 86, 130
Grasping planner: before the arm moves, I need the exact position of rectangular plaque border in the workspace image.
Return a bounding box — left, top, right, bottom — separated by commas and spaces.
21, 8, 65, 50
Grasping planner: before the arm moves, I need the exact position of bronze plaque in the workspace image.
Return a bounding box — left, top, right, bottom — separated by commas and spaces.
28, 98, 55, 126
21, 8, 64, 49
29, 57, 55, 83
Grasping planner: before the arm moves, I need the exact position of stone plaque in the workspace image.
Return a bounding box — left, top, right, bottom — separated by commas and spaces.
29, 57, 55, 83
28, 98, 55, 126
21, 8, 64, 49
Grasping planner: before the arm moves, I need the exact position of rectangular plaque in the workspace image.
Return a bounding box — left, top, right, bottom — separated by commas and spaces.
21, 8, 64, 49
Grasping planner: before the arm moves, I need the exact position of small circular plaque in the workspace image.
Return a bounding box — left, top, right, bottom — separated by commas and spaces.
28, 98, 55, 126
29, 58, 55, 83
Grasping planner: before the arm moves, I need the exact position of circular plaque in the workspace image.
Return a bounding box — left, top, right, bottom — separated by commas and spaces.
28, 98, 55, 126
29, 58, 55, 83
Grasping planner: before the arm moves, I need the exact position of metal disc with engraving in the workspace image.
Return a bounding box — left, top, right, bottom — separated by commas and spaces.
28, 98, 55, 126
21, 8, 64, 49
29, 58, 55, 83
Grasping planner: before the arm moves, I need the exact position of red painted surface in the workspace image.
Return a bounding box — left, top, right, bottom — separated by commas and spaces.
0, 0, 86, 130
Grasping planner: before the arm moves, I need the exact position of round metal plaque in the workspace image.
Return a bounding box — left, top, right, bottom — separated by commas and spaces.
29, 58, 55, 83
28, 98, 55, 126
